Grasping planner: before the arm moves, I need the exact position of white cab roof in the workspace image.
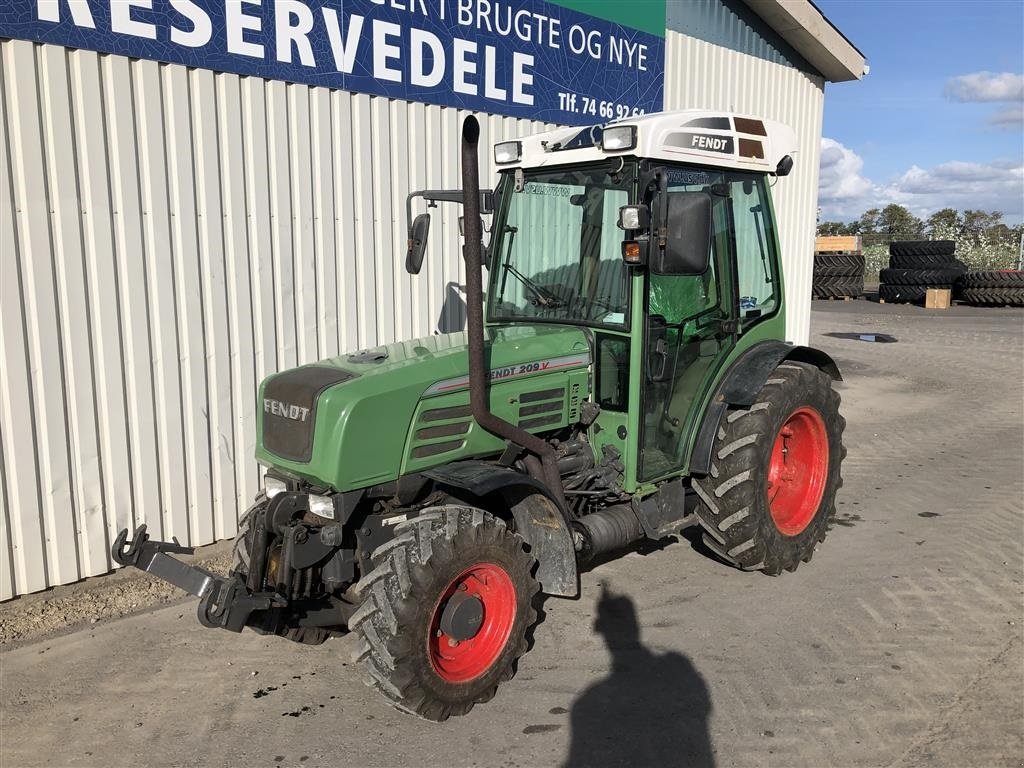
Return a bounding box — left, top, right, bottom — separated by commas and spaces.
506, 109, 798, 175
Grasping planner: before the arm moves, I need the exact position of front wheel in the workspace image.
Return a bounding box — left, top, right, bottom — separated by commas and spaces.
351, 505, 538, 721
693, 362, 846, 575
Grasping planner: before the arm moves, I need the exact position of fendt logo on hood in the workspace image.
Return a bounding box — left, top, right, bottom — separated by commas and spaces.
264, 398, 311, 423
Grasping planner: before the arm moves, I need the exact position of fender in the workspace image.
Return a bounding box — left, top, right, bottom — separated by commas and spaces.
422, 461, 579, 597
689, 341, 842, 476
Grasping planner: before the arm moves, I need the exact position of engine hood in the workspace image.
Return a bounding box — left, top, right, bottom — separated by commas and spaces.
255, 324, 591, 489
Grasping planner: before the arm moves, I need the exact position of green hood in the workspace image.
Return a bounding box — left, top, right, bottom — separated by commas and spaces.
255, 325, 591, 490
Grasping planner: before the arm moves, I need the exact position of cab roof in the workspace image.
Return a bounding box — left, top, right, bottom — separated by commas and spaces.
503, 109, 799, 176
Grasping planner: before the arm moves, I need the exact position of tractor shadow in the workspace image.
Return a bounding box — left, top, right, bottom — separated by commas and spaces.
562, 586, 715, 768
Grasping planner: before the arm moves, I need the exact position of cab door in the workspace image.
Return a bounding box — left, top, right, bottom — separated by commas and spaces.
637, 167, 783, 483
637, 168, 736, 483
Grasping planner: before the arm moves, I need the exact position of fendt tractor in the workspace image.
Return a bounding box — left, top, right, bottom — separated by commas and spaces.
115, 111, 846, 721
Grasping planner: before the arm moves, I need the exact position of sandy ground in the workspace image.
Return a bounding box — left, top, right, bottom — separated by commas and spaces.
2, 301, 1023, 768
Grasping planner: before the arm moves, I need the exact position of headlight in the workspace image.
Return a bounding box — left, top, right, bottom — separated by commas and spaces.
265, 477, 287, 498
494, 141, 522, 164
308, 493, 336, 520
601, 125, 636, 152
618, 204, 650, 231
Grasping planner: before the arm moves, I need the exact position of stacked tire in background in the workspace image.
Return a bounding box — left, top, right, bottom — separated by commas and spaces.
878, 241, 966, 304
958, 270, 1024, 306
813, 252, 865, 299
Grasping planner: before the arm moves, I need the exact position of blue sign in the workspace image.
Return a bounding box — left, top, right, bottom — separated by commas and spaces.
0, 1, 665, 125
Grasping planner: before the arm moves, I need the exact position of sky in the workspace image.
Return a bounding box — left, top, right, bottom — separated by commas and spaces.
814, 0, 1024, 225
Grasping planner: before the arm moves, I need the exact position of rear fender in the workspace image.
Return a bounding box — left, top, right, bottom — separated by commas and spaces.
689, 342, 841, 476
422, 462, 579, 597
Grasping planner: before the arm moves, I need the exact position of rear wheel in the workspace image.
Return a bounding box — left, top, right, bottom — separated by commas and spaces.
351, 505, 538, 721
693, 362, 845, 575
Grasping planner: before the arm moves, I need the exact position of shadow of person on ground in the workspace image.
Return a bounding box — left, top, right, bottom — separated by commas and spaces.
563, 585, 714, 768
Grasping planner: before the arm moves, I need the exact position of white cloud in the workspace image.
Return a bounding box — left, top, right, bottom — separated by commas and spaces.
987, 104, 1024, 129
817, 138, 1024, 224
818, 138, 872, 200
944, 72, 1024, 102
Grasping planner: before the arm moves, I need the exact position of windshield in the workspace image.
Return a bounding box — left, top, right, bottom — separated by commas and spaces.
487, 162, 636, 329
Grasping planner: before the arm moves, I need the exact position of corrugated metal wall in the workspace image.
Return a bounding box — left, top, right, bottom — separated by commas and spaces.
663, 31, 825, 345
1, 26, 825, 600
0, 38, 555, 599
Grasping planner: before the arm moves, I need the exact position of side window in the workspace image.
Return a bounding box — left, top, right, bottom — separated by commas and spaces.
648, 169, 726, 324
595, 335, 629, 411
730, 176, 779, 320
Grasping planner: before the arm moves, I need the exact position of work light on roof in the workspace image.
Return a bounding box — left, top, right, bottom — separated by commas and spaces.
494, 141, 522, 164
601, 125, 636, 152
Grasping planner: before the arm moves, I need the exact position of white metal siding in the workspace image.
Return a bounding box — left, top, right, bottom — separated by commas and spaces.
1, 30, 825, 599
0, 38, 555, 599
664, 31, 824, 345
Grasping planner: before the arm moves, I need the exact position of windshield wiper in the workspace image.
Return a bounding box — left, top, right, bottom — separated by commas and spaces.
505, 264, 564, 308
498, 226, 563, 309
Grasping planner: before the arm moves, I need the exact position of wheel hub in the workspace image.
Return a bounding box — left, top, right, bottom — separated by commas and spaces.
767, 406, 829, 536
439, 591, 484, 641
428, 563, 516, 683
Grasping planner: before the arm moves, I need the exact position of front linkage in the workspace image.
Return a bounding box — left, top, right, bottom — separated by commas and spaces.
112, 490, 360, 637
112, 525, 280, 632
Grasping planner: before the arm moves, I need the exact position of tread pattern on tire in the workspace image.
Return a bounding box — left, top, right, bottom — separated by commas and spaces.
887, 253, 965, 270
959, 287, 1024, 306
878, 284, 932, 303
959, 270, 1024, 289
878, 268, 962, 286
351, 506, 538, 722
812, 275, 864, 298
889, 240, 955, 258
691, 363, 846, 577
813, 253, 865, 277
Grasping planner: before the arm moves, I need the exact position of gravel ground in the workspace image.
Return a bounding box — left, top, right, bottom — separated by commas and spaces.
0, 545, 232, 646
2, 301, 1022, 768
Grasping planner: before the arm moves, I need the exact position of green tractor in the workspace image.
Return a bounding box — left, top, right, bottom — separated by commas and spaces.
115, 112, 845, 721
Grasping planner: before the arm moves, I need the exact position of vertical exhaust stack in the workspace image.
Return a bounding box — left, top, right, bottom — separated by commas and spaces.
460, 116, 568, 514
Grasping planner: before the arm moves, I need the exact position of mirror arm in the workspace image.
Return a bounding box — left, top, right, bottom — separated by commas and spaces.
406, 189, 495, 240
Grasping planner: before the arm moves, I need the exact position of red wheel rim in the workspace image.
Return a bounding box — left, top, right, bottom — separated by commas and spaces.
428, 563, 516, 683
767, 407, 829, 536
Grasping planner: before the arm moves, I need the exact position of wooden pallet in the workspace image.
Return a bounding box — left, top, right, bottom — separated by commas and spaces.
815, 235, 862, 254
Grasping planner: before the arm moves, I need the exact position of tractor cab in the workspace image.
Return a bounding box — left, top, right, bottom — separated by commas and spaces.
409, 110, 798, 492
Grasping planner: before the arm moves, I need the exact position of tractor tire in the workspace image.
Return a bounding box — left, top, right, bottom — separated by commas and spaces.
812, 275, 863, 299
888, 253, 966, 270
813, 253, 865, 276
692, 362, 845, 576
959, 270, 1024, 289
878, 268, 962, 286
878, 283, 931, 303
959, 287, 1024, 307
889, 240, 955, 258
229, 498, 333, 646
351, 506, 539, 721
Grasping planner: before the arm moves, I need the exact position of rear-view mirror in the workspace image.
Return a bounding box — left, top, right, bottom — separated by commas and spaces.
406, 213, 431, 275
650, 191, 712, 276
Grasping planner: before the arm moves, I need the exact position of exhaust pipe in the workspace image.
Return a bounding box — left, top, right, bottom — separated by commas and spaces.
460, 116, 568, 514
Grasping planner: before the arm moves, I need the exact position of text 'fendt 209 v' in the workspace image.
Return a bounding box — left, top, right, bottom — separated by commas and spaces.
115, 111, 846, 721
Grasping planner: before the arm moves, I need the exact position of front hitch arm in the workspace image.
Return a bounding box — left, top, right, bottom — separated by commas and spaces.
112, 525, 280, 633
